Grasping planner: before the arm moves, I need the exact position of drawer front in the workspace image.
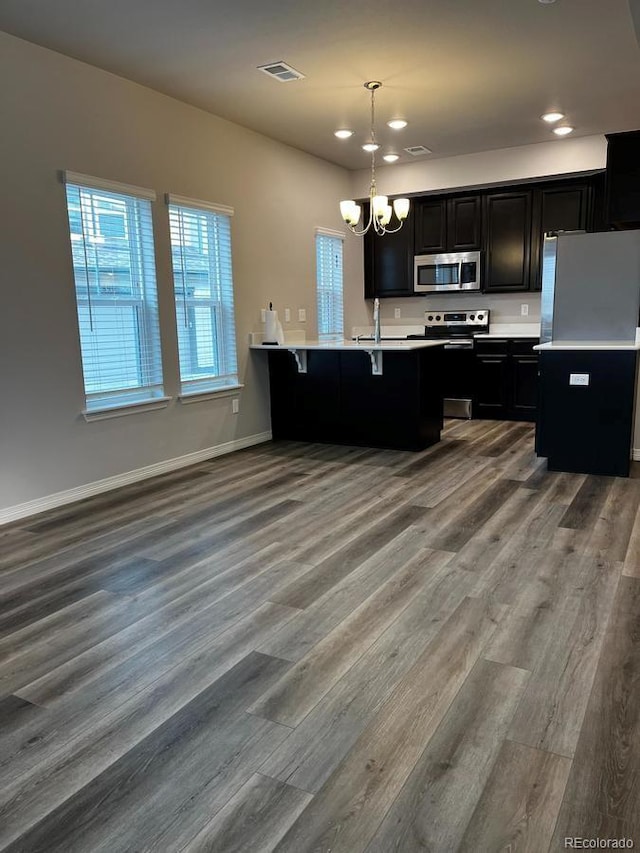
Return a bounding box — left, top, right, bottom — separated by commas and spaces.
474, 339, 509, 355
511, 338, 539, 356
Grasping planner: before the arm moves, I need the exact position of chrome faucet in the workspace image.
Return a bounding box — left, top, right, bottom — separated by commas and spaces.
373, 297, 381, 344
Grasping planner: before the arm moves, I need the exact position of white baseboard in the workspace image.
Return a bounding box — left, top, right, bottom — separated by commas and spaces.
633, 448, 640, 462
0, 431, 272, 526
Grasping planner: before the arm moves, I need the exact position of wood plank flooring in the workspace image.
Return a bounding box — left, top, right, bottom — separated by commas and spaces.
1, 420, 639, 852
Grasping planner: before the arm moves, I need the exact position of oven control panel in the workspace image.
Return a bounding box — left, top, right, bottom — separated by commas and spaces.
424, 310, 489, 327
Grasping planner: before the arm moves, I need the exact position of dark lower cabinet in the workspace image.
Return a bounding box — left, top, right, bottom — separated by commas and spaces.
537, 350, 637, 476
475, 354, 509, 418
511, 355, 539, 419
267, 347, 444, 451
474, 338, 538, 421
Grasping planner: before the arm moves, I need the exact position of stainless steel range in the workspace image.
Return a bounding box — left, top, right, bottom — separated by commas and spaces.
411, 310, 490, 418
417, 309, 490, 345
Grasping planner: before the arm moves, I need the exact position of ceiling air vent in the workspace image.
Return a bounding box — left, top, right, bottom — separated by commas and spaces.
404, 145, 432, 156
257, 62, 305, 82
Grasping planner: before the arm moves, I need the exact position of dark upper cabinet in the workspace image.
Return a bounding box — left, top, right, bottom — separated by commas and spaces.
605, 130, 640, 228
365, 174, 604, 298
414, 198, 447, 254
414, 195, 481, 254
483, 191, 533, 292
364, 202, 415, 298
447, 196, 482, 251
529, 183, 592, 291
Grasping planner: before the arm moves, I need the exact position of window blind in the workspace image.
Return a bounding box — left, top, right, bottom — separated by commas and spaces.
167, 198, 238, 394
316, 232, 344, 339
64, 178, 164, 412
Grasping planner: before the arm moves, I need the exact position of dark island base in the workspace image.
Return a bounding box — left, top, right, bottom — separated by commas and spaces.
267, 347, 444, 452
536, 350, 638, 478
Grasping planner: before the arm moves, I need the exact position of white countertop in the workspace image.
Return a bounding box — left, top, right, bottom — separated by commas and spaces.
534, 340, 640, 351
250, 339, 447, 352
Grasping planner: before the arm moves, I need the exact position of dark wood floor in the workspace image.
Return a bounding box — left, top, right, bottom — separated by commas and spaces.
1, 419, 639, 852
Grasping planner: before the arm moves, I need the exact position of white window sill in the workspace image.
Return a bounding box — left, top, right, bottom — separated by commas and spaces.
178, 384, 244, 404
83, 396, 172, 422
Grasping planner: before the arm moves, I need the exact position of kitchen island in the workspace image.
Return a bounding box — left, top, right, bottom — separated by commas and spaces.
534, 339, 640, 477
251, 339, 446, 451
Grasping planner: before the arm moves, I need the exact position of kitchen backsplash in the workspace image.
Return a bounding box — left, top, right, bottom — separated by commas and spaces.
347, 291, 541, 335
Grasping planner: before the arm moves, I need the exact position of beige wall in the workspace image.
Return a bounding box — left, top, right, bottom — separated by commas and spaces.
0, 32, 360, 516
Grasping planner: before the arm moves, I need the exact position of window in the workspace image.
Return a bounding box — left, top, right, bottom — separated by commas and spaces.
63, 172, 164, 413
167, 195, 239, 395
316, 230, 344, 340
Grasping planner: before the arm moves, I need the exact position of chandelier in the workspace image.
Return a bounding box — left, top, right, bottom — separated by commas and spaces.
339, 81, 410, 236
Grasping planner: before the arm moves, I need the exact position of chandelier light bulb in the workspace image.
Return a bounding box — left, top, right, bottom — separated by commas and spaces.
393, 198, 410, 220
372, 195, 389, 218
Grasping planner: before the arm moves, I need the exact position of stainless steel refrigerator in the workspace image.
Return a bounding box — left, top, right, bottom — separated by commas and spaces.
540, 230, 640, 344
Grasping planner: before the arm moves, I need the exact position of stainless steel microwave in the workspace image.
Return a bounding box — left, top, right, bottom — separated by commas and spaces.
414, 250, 481, 293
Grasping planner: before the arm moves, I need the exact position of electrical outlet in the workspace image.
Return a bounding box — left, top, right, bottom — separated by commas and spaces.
298, 308, 306, 322
284, 307, 291, 322
232, 398, 239, 413
521, 303, 529, 317
394, 307, 401, 319
260, 308, 266, 322
569, 373, 590, 386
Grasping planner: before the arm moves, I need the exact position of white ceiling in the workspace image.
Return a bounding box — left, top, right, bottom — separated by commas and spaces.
1, 0, 640, 171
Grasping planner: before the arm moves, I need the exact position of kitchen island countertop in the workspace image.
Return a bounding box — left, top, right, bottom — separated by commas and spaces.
534, 340, 640, 351
250, 339, 447, 352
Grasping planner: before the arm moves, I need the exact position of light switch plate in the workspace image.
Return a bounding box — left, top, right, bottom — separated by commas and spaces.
394, 307, 401, 319
232, 398, 239, 413
521, 303, 529, 316
284, 308, 291, 322
569, 373, 590, 386
298, 308, 306, 322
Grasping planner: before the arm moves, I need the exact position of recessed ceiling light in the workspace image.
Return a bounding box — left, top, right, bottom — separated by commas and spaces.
334, 129, 353, 139
538, 0, 557, 4
553, 126, 574, 136
362, 142, 380, 152
541, 111, 564, 123
387, 119, 408, 130
383, 154, 400, 163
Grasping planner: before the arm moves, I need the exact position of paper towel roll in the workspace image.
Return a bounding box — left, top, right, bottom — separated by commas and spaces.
264, 310, 279, 343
